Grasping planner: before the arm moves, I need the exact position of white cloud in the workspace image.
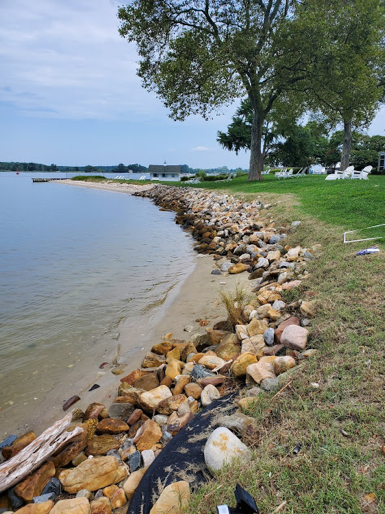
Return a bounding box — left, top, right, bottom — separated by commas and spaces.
0, 0, 167, 120
190, 146, 215, 152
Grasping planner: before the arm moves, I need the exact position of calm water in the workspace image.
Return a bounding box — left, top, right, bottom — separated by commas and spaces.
0, 173, 194, 417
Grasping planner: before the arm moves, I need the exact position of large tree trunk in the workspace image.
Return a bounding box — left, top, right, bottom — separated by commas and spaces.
248, 108, 264, 181
340, 120, 352, 171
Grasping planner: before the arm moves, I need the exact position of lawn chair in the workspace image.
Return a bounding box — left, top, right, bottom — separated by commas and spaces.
275, 168, 287, 179
351, 165, 372, 180
261, 168, 270, 175
325, 165, 354, 180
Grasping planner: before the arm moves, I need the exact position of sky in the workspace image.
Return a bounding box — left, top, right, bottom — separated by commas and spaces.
0, 0, 384, 170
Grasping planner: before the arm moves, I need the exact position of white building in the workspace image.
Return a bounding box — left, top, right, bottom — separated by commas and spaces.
148, 165, 181, 181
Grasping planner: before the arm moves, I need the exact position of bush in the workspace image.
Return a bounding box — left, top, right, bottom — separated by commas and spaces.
72, 175, 106, 181
180, 176, 191, 181
202, 174, 229, 182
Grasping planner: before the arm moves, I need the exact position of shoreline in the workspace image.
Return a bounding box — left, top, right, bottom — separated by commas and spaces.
1, 181, 250, 439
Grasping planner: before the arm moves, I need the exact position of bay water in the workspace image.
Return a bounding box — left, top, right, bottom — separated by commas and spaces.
0, 173, 195, 431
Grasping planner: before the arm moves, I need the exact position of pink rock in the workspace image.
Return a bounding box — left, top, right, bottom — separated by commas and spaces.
281, 325, 308, 350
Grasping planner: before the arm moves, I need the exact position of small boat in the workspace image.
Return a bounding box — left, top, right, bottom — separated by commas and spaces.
16, 171, 19, 175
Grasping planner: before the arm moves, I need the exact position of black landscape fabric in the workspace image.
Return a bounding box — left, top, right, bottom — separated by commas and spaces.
127, 392, 238, 514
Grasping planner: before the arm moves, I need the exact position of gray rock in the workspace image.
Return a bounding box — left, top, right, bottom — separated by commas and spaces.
214, 413, 255, 436
269, 235, 281, 244
76, 490, 94, 501
128, 450, 141, 472
301, 318, 311, 327
191, 364, 215, 380
32, 495, 56, 504
220, 261, 233, 272
256, 257, 269, 269
162, 430, 173, 445
272, 300, 285, 311
247, 386, 262, 397
211, 269, 221, 275
204, 427, 251, 473
94, 490, 104, 500
184, 325, 194, 333
291, 221, 301, 227
121, 439, 133, 450
0, 435, 17, 450
263, 328, 275, 346
304, 251, 314, 261
106, 449, 121, 460
108, 402, 135, 420
8, 488, 24, 510
41, 477, 61, 499
279, 261, 294, 269
260, 377, 280, 391
234, 244, 246, 255
141, 449, 155, 468
153, 415, 169, 427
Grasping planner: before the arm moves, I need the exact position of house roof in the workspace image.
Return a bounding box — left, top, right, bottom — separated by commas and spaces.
148, 165, 182, 173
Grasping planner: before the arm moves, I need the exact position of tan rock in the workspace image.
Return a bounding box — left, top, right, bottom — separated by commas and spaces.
15, 461, 55, 501
300, 301, 315, 318
165, 360, 182, 380
258, 356, 277, 364
149, 481, 190, 514
273, 356, 296, 375
184, 383, 202, 399
102, 485, 118, 498
142, 352, 166, 368
188, 353, 204, 363
120, 369, 148, 385
2, 431, 36, 459
281, 325, 308, 350
151, 342, 173, 355
189, 400, 199, 414
201, 384, 220, 407
126, 409, 143, 426
173, 375, 190, 395
59, 456, 127, 494
133, 373, 159, 391
123, 467, 147, 500
267, 307, 281, 321
133, 419, 162, 451
256, 304, 272, 318
215, 333, 241, 360
160, 376, 173, 387
15, 501, 54, 514
50, 498, 90, 514
206, 329, 229, 345
181, 362, 194, 375
302, 349, 318, 358
83, 403, 105, 421
282, 280, 302, 290
166, 347, 181, 362
286, 246, 302, 261
267, 250, 281, 262
72, 452, 87, 466
247, 319, 267, 337
110, 489, 126, 509
246, 362, 276, 384
85, 434, 120, 456
275, 316, 300, 342
198, 355, 226, 370
235, 325, 249, 340
167, 412, 194, 436
231, 353, 258, 377
90, 498, 111, 514
139, 385, 172, 411
228, 263, 246, 274
96, 418, 129, 434
179, 342, 197, 362
241, 335, 265, 355
157, 394, 188, 415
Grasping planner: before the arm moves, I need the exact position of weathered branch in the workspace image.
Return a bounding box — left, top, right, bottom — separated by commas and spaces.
0, 413, 83, 493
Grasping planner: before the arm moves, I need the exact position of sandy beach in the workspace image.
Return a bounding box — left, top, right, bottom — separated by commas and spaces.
1, 181, 251, 438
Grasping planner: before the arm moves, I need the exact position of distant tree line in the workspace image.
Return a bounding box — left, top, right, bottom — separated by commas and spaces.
0, 162, 148, 173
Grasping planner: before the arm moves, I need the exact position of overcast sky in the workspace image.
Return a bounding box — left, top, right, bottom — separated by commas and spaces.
1, 0, 384, 169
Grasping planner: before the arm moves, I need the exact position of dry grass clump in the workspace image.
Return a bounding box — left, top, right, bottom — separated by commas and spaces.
219, 284, 250, 327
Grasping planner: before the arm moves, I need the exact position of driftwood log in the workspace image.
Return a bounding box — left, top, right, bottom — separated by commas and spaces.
0, 413, 83, 493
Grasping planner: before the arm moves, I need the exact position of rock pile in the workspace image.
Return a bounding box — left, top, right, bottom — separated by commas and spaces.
0, 185, 319, 514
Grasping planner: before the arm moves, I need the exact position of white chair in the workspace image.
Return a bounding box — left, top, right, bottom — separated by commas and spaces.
325, 165, 354, 180
261, 168, 270, 175
275, 168, 287, 179
351, 165, 372, 180
293, 166, 308, 177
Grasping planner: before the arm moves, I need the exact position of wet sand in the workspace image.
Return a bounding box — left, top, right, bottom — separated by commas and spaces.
1, 181, 251, 439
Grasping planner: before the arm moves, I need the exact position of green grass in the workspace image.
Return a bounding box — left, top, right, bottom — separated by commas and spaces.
71, 175, 153, 185
182, 176, 385, 514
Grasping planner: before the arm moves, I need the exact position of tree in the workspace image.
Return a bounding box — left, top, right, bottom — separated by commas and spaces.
296, 0, 385, 170
118, 1, 312, 180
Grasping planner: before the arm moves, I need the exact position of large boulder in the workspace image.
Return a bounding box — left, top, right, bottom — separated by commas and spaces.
59, 456, 127, 494
275, 317, 300, 342
204, 427, 251, 473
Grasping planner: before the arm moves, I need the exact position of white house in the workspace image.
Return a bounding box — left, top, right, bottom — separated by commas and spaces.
148, 165, 181, 181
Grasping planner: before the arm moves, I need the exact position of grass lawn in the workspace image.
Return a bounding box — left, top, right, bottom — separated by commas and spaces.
180, 174, 385, 514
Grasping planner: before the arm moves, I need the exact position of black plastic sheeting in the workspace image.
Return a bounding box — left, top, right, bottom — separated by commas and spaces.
127, 392, 238, 514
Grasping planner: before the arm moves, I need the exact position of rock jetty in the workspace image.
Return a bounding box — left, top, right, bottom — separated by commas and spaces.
0, 185, 319, 514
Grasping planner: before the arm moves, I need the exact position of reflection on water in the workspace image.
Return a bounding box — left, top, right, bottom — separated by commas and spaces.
0, 173, 194, 413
